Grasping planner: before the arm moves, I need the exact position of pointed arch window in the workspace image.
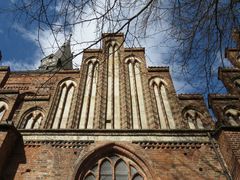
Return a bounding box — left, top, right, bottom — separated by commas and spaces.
105, 43, 121, 129
225, 108, 240, 126
81, 155, 145, 180
52, 79, 76, 129
100, 159, 112, 179
126, 57, 148, 129
20, 109, 44, 129
149, 77, 175, 129
0, 101, 8, 122
79, 59, 99, 129
183, 109, 204, 129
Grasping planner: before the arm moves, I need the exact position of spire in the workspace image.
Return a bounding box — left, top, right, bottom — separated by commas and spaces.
38, 36, 73, 70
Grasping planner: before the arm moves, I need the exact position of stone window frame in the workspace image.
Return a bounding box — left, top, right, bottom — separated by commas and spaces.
125, 56, 148, 129
74, 143, 153, 180
223, 105, 240, 126
78, 58, 99, 129
105, 41, 121, 129
19, 107, 45, 129
182, 106, 207, 130
51, 78, 77, 129
149, 77, 175, 129
83, 154, 144, 180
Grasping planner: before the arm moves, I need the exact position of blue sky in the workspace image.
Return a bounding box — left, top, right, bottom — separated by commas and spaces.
0, 1, 40, 69
0, 1, 172, 70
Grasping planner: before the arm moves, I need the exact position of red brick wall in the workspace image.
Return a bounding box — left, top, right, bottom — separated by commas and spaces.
0, 125, 19, 177
2, 141, 227, 180
217, 130, 240, 179
3, 143, 83, 180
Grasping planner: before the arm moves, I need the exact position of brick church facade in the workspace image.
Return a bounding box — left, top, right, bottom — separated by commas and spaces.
0, 31, 240, 179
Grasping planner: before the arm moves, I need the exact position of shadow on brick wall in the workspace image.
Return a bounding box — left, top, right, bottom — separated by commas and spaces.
0, 125, 26, 180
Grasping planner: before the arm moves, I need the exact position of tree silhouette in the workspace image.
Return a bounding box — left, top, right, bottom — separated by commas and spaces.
1, 0, 240, 93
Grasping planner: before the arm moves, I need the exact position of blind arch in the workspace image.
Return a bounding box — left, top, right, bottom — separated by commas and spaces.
52, 79, 76, 129
149, 77, 175, 129
183, 109, 204, 129
126, 56, 148, 129
105, 43, 121, 129
225, 108, 240, 126
79, 59, 99, 129
20, 108, 44, 129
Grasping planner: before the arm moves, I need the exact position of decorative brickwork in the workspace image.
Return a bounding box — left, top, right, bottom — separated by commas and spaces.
0, 32, 240, 179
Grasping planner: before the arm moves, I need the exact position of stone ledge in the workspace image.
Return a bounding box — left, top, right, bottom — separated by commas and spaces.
178, 94, 203, 100
24, 95, 50, 101
83, 49, 102, 53
125, 48, 145, 52
219, 67, 240, 73
18, 128, 214, 134
10, 69, 80, 75
19, 129, 213, 142
208, 93, 240, 108
0, 89, 19, 94
148, 66, 169, 72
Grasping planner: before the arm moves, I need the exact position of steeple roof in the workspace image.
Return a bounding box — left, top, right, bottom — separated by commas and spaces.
38, 37, 73, 70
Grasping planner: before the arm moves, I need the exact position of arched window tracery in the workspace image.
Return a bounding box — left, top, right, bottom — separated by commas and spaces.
149, 77, 175, 129
79, 59, 99, 129
82, 155, 145, 180
126, 56, 148, 129
225, 108, 240, 126
52, 79, 76, 129
85, 174, 95, 180
183, 109, 204, 129
0, 101, 8, 122
20, 109, 44, 129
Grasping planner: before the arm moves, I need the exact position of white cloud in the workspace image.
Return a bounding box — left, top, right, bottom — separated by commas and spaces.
13, 17, 186, 92
3, 59, 38, 71
11, 2, 188, 92
13, 24, 37, 42
12, 19, 100, 69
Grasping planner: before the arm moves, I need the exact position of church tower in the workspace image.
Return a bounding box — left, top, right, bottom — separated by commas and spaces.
38, 37, 73, 70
